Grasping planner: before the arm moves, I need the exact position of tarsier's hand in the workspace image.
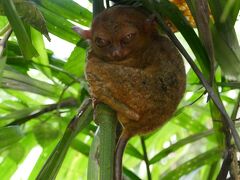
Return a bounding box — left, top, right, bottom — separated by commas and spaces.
86, 54, 140, 121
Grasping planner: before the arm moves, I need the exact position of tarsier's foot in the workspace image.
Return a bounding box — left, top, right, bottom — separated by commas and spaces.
92, 97, 100, 124
91, 97, 98, 109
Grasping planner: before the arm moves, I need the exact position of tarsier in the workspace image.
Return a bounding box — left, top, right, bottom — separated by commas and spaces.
74, 6, 186, 180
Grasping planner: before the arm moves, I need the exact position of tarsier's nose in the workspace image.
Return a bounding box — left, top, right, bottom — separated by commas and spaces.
112, 49, 121, 58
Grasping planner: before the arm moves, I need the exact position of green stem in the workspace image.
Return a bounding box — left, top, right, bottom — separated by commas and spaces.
87, 128, 100, 180
95, 103, 117, 180
231, 91, 240, 120
140, 137, 152, 180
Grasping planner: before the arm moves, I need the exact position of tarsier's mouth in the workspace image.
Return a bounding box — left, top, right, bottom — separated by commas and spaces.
107, 55, 128, 62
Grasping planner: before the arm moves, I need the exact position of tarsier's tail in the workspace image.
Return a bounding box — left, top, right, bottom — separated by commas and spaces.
115, 131, 132, 180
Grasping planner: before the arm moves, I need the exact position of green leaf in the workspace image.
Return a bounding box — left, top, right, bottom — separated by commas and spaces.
149, 129, 214, 164
209, 0, 240, 80
0, 126, 24, 150
8, 144, 25, 163
31, 27, 51, 78
33, 122, 60, 147
15, 0, 50, 40
161, 148, 222, 180
125, 144, 143, 160
1, 68, 60, 97
38, 6, 81, 44
2, 0, 38, 59
71, 139, 90, 156
144, 0, 211, 77
36, 99, 93, 180
123, 166, 141, 180
39, 0, 91, 26
28, 143, 56, 179
173, 112, 207, 133
0, 106, 40, 120
0, 17, 8, 29
60, 46, 86, 83
0, 56, 6, 83
211, 26, 240, 80
0, 100, 26, 111
220, 0, 240, 25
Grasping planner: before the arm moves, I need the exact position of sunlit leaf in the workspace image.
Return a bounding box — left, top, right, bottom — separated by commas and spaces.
1, 68, 61, 98
0, 126, 24, 149
36, 99, 93, 179
161, 148, 222, 180
31, 27, 51, 78
33, 122, 60, 147
39, 0, 92, 26
2, 0, 38, 59
0, 106, 40, 120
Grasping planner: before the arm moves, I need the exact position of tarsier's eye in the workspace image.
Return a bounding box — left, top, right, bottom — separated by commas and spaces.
121, 33, 136, 44
95, 37, 110, 48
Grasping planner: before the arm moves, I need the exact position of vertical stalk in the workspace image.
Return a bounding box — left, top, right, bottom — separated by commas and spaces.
95, 104, 117, 180
90, 2, 118, 180
140, 137, 152, 180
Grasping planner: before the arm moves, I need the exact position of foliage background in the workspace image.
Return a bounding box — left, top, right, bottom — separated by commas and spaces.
0, 0, 240, 179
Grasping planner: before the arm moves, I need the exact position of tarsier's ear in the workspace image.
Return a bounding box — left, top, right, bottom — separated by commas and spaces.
72, 26, 92, 40
144, 16, 158, 32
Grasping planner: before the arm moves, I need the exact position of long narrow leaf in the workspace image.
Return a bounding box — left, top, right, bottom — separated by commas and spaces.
36, 99, 92, 180
38, 6, 81, 44
31, 27, 51, 78
2, 0, 37, 59
149, 129, 214, 164
0, 126, 24, 149
0, 106, 40, 121
39, 0, 91, 26
144, 0, 211, 76
1, 68, 60, 97
161, 148, 222, 180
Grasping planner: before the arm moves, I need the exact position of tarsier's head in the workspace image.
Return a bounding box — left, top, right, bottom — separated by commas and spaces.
74, 6, 157, 62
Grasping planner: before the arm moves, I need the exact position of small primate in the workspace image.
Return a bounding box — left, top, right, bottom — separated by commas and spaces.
74, 6, 186, 180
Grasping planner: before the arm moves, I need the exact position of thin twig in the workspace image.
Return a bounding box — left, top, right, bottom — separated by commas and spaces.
231, 91, 240, 120
56, 81, 76, 115
0, 27, 12, 58
6, 98, 78, 126
194, 0, 215, 88
155, 14, 240, 151
217, 82, 240, 89
30, 61, 84, 83
140, 137, 152, 180
217, 91, 240, 178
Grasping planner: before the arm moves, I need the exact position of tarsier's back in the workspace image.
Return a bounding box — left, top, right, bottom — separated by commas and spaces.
80, 5, 186, 180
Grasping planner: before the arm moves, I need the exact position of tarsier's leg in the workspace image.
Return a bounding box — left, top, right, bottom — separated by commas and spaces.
86, 72, 140, 121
